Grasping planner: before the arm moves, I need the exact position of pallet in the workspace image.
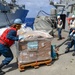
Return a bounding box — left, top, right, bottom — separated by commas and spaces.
18, 59, 52, 71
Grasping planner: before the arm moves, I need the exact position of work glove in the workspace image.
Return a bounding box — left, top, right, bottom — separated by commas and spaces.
19, 36, 24, 41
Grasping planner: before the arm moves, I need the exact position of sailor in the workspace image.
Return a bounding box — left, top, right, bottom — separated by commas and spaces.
57, 15, 63, 40
65, 28, 75, 56
68, 15, 75, 35
0, 18, 23, 74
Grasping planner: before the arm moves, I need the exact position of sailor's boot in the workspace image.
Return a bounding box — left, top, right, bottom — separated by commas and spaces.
0, 63, 5, 68
0, 69, 5, 75
65, 47, 70, 53
0, 53, 1, 56
0, 64, 5, 75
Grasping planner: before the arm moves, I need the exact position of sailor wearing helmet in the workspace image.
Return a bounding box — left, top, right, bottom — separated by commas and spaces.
0, 18, 23, 74
65, 15, 75, 55
57, 15, 63, 40
69, 15, 75, 34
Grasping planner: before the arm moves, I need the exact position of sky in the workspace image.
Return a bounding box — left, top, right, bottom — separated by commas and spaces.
6, 0, 60, 18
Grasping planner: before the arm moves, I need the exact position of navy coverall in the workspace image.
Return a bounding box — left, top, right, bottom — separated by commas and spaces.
67, 31, 75, 51
57, 19, 63, 39
0, 30, 18, 65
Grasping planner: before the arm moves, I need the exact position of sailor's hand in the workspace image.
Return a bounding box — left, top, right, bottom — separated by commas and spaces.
19, 36, 24, 41
72, 30, 75, 33
19, 38, 23, 40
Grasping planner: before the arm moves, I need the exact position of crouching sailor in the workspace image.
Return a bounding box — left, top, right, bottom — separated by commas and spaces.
69, 15, 75, 36
0, 18, 23, 74
65, 29, 75, 56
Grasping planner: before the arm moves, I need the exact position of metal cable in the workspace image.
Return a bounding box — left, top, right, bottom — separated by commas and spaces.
37, 10, 50, 17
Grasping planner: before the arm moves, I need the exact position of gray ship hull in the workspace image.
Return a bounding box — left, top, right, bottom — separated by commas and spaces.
0, 9, 28, 27
0, 0, 29, 27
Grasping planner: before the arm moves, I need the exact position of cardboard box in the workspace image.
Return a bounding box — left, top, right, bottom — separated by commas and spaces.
18, 38, 52, 64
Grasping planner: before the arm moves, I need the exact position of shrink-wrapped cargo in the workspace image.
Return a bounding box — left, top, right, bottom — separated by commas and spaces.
16, 31, 53, 64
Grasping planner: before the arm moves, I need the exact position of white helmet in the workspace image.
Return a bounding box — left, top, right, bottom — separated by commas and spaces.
14, 18, 22, 24
57, 16, 60, 19
72, 15, 75, 18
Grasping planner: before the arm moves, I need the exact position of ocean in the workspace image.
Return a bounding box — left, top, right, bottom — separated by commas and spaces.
25, 18, 35, 29
6, 0, 59, 29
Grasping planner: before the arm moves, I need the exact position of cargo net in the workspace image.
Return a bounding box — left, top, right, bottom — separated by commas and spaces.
18, 39, 52, 64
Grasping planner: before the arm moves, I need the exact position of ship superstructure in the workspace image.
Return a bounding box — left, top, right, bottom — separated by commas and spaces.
0, 0, 29, 27
50, 0, 75, 31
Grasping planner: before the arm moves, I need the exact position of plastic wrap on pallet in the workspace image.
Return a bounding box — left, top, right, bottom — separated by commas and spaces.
18, 39, 52, 64
18, 51, 37, 64
18, 50, 52, 64
37, 50, 51, 61
17, 30, 53, 64
18, 39, 51, 51
18, 30, 53, 42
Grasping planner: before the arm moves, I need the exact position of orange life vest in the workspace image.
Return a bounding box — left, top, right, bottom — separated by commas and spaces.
0, 27, 17, 47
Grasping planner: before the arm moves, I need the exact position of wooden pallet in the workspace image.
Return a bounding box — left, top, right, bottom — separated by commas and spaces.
18, 59, 52, 71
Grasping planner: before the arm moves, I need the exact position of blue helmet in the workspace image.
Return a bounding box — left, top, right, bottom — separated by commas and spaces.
14, 18, 22, 24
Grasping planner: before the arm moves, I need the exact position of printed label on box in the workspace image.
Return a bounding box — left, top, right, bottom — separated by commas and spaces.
27, 41, 38, 51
